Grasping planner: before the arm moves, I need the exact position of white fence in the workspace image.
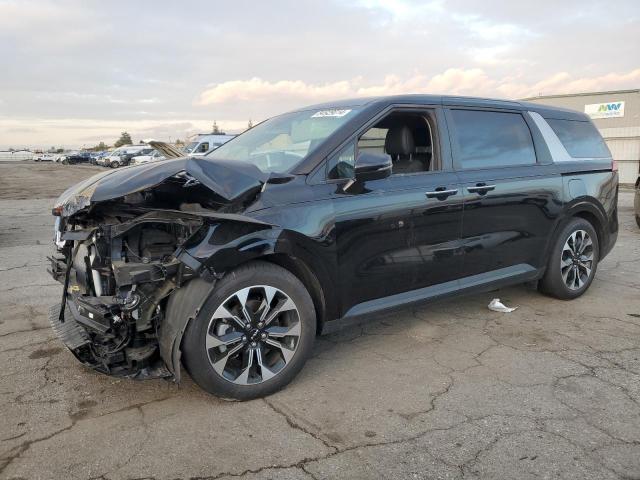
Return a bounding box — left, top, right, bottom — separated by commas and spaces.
0, 150, 33, 161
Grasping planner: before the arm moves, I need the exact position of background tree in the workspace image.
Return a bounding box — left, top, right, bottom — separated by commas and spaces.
88, 141, 108, 151
114, 132, 133, 147
212, 121, 221, 134
175, 139, 184, 146
247, 119, 253, 130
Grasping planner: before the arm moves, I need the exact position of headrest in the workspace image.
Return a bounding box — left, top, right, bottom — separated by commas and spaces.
385, 126, 415, 156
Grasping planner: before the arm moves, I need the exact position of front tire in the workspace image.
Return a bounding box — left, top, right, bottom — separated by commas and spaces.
182, 261, 316, 400
110, 160, 120, 168
539, 218, 599, 300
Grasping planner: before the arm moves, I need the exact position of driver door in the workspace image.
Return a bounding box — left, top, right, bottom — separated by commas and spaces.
330, 108, 464, 317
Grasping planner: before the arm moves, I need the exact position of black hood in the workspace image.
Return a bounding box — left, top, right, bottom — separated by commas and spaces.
54, 156, 268, 217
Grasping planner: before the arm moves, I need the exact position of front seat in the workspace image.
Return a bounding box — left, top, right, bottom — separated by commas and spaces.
384, 126, 423, 174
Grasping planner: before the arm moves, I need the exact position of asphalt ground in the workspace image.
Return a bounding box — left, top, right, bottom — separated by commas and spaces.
0, 162, 639, 479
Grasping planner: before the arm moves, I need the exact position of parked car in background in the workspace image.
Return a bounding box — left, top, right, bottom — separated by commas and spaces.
60, 151, 92, 165
97, 150, 119, 167
120, 147, 154, 167
130, 149, 166, 165
49, 95, 618, 400
128, 140, 185, 166
88, 152, 106, 165
33, 153, 55, 161
97, 152, 110, 164
183, 134, 235, 156
100, 145, 151, 168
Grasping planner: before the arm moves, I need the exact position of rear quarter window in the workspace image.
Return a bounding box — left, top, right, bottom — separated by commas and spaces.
546, 119, 610, 158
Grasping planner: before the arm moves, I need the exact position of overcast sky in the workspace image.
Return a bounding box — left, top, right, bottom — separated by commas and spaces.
1, 0, 639, 149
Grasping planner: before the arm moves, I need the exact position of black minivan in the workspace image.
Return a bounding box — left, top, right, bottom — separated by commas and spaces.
49, 95, 618, 399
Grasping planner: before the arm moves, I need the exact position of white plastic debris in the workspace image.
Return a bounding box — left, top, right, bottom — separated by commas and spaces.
488, 298, 518, 313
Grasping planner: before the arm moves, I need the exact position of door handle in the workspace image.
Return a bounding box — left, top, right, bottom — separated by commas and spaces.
467, 184, 496, 194
425, 188, 458, 199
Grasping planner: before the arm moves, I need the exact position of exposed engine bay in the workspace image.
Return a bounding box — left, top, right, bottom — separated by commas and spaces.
48, 158, 277, 379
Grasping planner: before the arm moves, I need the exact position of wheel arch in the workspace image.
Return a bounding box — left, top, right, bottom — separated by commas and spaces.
547, 199, 606, 261
259, 253, 327, 335
161, 254, 325, 385
178, 223, 335, 334
571, 209, 604, 252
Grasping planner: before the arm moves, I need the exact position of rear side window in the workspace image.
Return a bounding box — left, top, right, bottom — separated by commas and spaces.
546, 119, 610, 158
449, 110, 536, 169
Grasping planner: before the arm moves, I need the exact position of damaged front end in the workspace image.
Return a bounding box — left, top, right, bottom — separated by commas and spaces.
48, 157, 273, 380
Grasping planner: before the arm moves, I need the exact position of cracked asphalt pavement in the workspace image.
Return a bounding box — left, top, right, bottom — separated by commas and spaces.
1, 162, 639, 480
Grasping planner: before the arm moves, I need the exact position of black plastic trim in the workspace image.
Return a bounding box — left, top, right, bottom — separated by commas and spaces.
322, 264, 541, 334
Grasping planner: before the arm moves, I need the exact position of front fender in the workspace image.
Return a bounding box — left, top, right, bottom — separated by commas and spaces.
176, 220, 338, 320
176, 222, 280, 275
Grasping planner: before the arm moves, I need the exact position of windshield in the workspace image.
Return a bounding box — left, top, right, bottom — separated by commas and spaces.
184, 142, 198, 154
207, 107, 360, 173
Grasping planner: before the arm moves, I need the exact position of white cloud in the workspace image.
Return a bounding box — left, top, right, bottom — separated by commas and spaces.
352, 69, 496, 96
32, 91, 164, 106
197, 67, 640, 108
498, 68, 640, 98
197, 78, 354, 105
195, 70, 493, 106
357, 0, 445, 21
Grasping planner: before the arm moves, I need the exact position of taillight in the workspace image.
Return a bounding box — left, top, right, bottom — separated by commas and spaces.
612, 159, 618, 172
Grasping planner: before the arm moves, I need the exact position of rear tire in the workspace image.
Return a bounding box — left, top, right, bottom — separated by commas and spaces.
182, 261, 316, 400
635, 215, 640, 229
539, 217, 599, 300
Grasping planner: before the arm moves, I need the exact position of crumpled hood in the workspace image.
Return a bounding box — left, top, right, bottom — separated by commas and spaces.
54, 156, 268, 217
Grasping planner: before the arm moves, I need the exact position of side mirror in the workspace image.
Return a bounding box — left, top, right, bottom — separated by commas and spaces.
354, 152, 392, 182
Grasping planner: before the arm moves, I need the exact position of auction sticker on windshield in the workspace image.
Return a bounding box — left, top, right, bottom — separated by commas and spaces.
311, 109, 352, 118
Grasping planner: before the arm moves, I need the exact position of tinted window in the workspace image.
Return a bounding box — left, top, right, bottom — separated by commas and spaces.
358, 127, 387, 155
546, 119, 610, 158
449, 110, 536, 169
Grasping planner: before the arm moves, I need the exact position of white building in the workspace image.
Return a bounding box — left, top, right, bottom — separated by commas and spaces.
523, 89, 640, 184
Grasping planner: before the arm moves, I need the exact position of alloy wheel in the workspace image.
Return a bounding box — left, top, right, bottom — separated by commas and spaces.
561, 229, 594, 290
206, 285, 301, 385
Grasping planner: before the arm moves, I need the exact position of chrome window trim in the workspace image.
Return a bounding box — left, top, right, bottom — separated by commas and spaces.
527, 111, 574, 162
